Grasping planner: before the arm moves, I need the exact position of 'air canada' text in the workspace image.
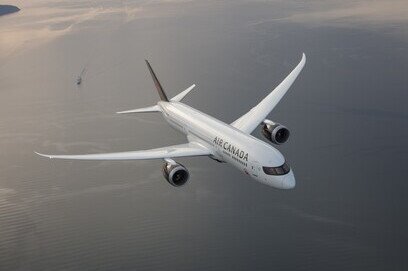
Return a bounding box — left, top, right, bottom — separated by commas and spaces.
213, 137, 248, 161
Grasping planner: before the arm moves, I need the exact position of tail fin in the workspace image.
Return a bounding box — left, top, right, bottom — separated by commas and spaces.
145, 60, 169, 102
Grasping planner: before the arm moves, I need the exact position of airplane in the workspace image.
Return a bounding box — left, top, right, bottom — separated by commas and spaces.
36, 53, 306, 189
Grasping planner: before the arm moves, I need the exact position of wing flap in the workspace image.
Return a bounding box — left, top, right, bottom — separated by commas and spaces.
231, 53, 306, 134
35, 143, 211, 161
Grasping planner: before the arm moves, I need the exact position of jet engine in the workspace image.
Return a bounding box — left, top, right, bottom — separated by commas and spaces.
162, 159, 190, 187
261, 120, 290, 145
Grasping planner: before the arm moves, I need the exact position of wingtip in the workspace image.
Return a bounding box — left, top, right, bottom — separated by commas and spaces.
302, 52, 306, 62
35, 151, 52, 159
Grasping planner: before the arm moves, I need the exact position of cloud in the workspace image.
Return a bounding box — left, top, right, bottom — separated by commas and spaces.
284, 0, 408, 25
1, 0, 406, 58
246, 0, 408, 41
0, 2, 142, 58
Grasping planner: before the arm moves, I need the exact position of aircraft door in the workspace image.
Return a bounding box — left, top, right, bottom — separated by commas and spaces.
250, 160, 261, 177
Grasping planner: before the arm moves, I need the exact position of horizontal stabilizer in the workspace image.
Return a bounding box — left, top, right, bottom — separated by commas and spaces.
171, 84, 196, 102
116, 105, 160, 114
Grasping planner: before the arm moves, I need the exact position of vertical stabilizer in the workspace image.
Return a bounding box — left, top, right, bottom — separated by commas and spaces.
145, 60, 169, 102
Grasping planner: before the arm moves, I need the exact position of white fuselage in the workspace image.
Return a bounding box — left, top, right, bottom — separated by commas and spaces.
159, 101, 295, 189
36, 54, 306, 190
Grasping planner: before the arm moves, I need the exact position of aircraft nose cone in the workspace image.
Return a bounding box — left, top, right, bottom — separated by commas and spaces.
281, 170, 296, 189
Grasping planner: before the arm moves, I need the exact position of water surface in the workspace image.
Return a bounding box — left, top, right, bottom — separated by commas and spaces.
0, 1, 407, 270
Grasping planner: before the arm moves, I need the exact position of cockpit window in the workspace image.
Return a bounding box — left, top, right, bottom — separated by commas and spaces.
263, 162, 290, 176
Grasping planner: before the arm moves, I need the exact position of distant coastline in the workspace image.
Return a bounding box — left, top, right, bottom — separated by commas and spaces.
0, 5, 20, 16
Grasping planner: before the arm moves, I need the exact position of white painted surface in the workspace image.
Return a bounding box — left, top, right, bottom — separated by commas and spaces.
37, 54, 306, 189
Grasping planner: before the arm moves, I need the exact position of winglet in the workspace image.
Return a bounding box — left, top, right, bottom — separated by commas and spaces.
145, 60, 169, 102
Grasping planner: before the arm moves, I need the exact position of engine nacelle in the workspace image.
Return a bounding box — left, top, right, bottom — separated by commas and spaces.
261, 120, 290, 145
162, 160, 190, 187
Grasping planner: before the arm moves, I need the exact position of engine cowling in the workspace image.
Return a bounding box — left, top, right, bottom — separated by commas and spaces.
261, 120, 290, 145
162, 160, 190, 187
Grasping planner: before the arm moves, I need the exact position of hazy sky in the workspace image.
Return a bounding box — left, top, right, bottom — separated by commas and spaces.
1, 0, 407, 58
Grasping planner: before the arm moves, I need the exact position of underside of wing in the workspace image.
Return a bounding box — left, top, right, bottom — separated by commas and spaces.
231, 53, 306, 134
36, 142, 211, 161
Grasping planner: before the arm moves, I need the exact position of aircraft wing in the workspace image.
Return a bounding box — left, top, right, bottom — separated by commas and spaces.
231, 53, 306, 134
35, 142, 211, 161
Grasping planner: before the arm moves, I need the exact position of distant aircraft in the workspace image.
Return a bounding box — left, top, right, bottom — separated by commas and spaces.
37, 54, 306, 189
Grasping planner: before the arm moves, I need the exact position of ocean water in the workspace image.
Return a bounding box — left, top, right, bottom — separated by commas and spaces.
0, 1, 407, 270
